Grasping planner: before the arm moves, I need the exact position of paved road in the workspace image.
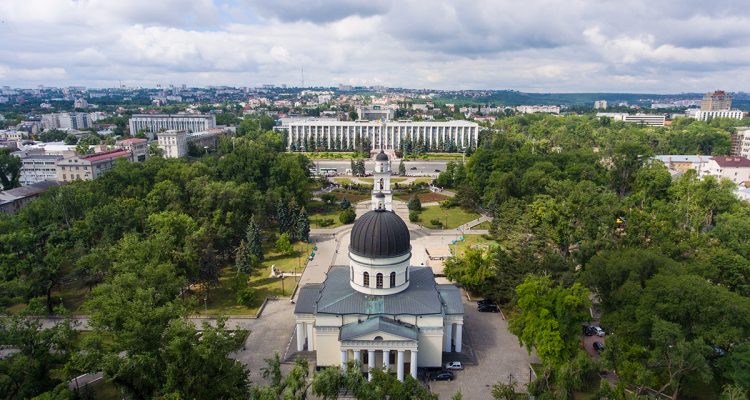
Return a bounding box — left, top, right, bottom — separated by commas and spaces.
429, 296, 535, 398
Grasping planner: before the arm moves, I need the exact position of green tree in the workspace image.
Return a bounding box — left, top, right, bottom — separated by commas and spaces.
276, 198, 291, 234
398, 160, 406, 176
275, 232, 293, 255
509, 275, 591, 366
296, 208, 310, 243
0, 148, 21, 190
246, 216, 263, 262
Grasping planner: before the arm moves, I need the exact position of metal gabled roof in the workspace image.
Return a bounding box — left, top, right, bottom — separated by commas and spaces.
340, 316, 417, 341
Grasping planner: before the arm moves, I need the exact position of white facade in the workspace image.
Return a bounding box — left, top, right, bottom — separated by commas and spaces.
704, 156, 750, 184
371, 153, 393, 211
18, 154, 62, 185
733, 127, 750, 158
693, 109, 745, 121
594, 100, 607, 110
157, 130, 188, 158
516, 105, 561, 114
597, 113, 666, 126
128, 114, 216, 137
41, 112, 91, 130
287, 120, 479, 151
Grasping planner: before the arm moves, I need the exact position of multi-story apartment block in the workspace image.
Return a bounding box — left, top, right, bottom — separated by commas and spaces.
55, 149, 132, 182
516, 105, 561, 114
693, 109, 746, 121
704, 156, 750, 184
41, 112, 92, 130
597, 113, 667, 126
594, 100, 608, 110
286, 120, 479, 152
701, 90, 732, 111
128, 114, 216, 137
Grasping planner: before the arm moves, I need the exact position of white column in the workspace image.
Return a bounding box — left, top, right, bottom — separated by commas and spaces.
397, 350, 405, 381
444, 322, 453, 352
410, 350, 418, 379
384, 350, 390, 371
353, 349, 361, 363
295, 323, 305, 352
306, 323, 314, 350
455, 323, 463, 353
368, 350, 376, 381
341, 350, 347, 370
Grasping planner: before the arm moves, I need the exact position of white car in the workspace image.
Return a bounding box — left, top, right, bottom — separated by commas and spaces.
444, 361, 463, 370
593, 326, 605, 337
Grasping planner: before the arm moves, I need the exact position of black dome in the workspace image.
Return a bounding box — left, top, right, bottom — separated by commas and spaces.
375, 150, 389, 161
349, 210, 410, 258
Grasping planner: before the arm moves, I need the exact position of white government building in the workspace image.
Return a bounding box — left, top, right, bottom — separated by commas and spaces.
294, 152, 464, 381
128, 114, 216, 137
286, 120, 479, 151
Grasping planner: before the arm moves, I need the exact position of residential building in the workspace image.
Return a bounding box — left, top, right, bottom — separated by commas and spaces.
287, 120, 479, 152
653, 155, 710, 176
115, 138, 149, 162
74, 98, 89, 109
294, 200, 464, 382
516, 105, 561, 114
701, 90, 732, 111
357, 105, 395, 121
41, 112, 92, 130
157, 130, 188, 159
731, 127, 750, 158
0, 181, 60, 214
18, 153, 63, 185
0, 130, 24, 141
55, 149, 132, 182
704, 156, 750, 184
594, 100, 608, 110
128, 114, 216, 137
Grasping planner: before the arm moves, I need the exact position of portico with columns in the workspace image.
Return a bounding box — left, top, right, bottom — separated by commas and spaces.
294, 200, 465, 382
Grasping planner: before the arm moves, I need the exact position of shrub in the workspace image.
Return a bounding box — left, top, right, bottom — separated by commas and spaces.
407, 195, 422, 211
340, 197, 351, 210
318, 218, 335, 227
409, 210, 420, 222
236, 287, 256, 307
339, 208, 356, 224
321, 193, 336, 204
430, 219, 443, 228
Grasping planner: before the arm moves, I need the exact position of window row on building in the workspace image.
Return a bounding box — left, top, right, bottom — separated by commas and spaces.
286, 120, 479, 151
128, 114, 217, 136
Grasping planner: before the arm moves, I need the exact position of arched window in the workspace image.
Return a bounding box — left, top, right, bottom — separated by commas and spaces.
390, 272, 396, 287
376, 273, 383, 288
363, 272, 370, 287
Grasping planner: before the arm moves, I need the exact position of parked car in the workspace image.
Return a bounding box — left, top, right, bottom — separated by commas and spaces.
431, 371, 454, 381
410, 166, 418, 170
583, 325, 596, 336
592, 326, 605, 337
593, 341, 605, 353
477, 299, 495, 306
444, 361, 463, 370
434, 169, 441, 172
478, 303, 500, 313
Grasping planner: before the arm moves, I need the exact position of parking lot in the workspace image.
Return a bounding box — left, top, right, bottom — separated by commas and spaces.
429, 295, 535, 399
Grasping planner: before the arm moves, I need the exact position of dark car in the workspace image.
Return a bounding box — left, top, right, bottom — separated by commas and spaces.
477, 299, 495, 306
431, 371, 454, 381
593, 341, 605, 353
583, 326, 595, 336
478, 303, 500, 313
434, 169, 441, 172
410, 166, 417, 170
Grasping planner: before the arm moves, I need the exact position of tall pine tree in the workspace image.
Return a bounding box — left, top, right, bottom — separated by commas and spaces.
288, 200, 300, 242
276, 198, 290, 234
246, 216, 263, 262
296, 208, 310, 243
235, 240, 253, 274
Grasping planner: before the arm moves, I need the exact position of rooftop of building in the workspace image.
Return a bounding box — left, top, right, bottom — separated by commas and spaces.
712, 156, 750, 168
0, 181, 61, 205
294, 266, 463, 316
78, 149, 131, 163
116, 138, 148, 144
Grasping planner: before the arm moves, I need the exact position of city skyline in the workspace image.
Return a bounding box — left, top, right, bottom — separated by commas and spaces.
2, 0, 750, 92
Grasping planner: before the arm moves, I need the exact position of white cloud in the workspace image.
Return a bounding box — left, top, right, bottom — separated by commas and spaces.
1, 0, 749, 91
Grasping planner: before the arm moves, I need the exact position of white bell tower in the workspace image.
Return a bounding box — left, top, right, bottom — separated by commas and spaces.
371, 150, 393, 210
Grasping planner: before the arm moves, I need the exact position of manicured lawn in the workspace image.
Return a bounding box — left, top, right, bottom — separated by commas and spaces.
332, 177, 357, 186
403, 153, 464, 160
472, 221, 491, 230
415, 205, 479, 229
192, 241, 312, 316
53, 282, 90, 314
308, 200, 345, 228
450, 234, 498, 256
358, 177, 407, 184
301, 152, 356, 159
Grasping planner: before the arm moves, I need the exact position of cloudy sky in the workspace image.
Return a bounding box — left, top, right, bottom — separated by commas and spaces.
0, 0, 748, 92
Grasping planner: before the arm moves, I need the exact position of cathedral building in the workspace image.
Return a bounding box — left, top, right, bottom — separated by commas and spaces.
294, 152, 464, 381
